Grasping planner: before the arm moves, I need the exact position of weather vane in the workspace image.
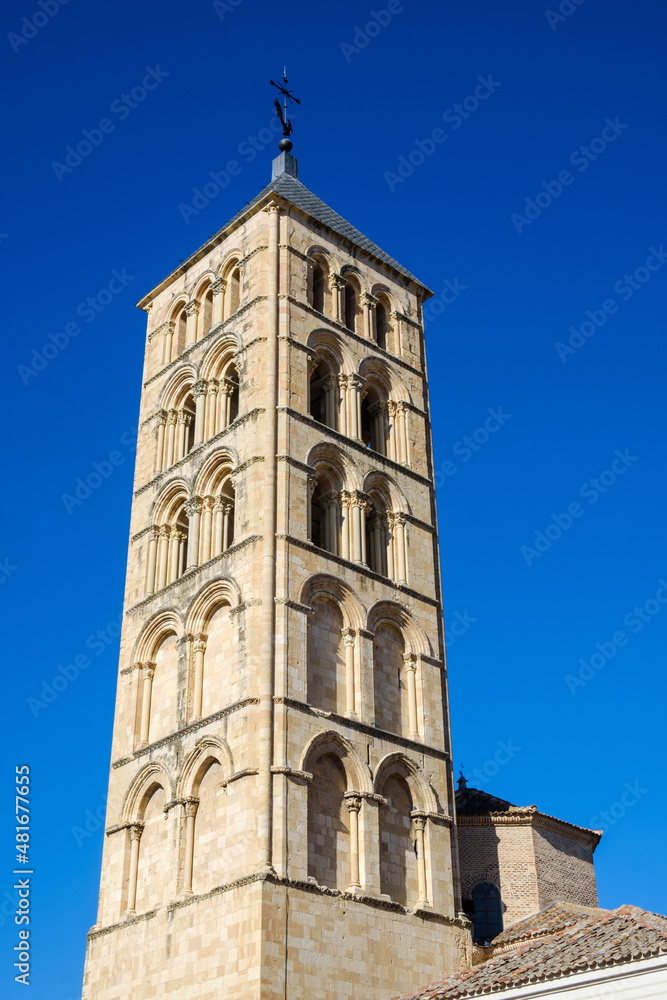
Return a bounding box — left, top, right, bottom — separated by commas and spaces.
270, 68, 300, 152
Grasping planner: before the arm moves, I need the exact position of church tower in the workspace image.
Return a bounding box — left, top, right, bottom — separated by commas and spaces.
82, 146, 470, 1000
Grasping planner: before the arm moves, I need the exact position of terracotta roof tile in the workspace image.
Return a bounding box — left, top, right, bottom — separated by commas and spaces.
395, 904, 667, 999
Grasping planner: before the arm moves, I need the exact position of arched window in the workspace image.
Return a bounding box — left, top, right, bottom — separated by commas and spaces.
313, 263, 325, 313
148, 633, 179, 743
133, 785, 168, 913
145, 498, 189, 595
156, 390, 196, 473
309, 360, 338, 429
307, 598, 346, 715
470, 883, 503, 944
376, 302, 389, 351
200, 286, 213, 339
344, 282, 357, 333
191, 761, 225, 895
199, 603, 237, 717
379, 774, 417, 905
373, 623, 409, 736
310, 480, 324, 549
307, 753, 349, 890
174, 307, 187, 358
360, 384, 386, 455
227, 267, 240, 316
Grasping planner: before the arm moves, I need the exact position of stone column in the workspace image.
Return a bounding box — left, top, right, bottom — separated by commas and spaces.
125, 824, 144, 914
193, 380, 207, 445
345, 795, 362, 890
165, 410, 177, 469
181, 799, 199, 895
361, 292, 378, 340
138, 663, 155, 746
186, 498, 202, 569
155, 410, 167, 473
385, 514, 395, 582
191, 635, 207, 720
387, 401, 398, 462
321, 373, 338, 429
341, 628, 357, 718
347, 375, 365, 440
167, 525, 181, 584
222, 501, 233, 551
337, 374, 348, 436
329, 274, 345, 323
412, 815, 428, 906
156, 526, 170, 590
199, 496, 214, 565
212, 497, 224, 556
185, 300, 199, 346
340, 491, 351, 561
403, 652, 419, 740
211, 277, 225, 326
351, 495, 363, 564
162, 323, 174, 365
306, 475, 317, 542
396, 402, 409, 465
394, 513, 408, 585
204, 381, 217, 441
144, 527, 158, 595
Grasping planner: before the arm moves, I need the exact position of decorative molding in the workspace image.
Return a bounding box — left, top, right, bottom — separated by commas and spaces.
220, 768, 259, 788
111, 697, 260, 767
272, 697, 449, 761
279, 407, 432, 487
279, 533, 440, 609
270, 766, 313, 782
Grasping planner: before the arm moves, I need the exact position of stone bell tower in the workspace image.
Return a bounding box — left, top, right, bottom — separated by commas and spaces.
82, 146, 470, 1000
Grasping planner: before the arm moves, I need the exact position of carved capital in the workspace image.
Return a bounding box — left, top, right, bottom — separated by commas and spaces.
210, 277, 224, 295
361, 292, 378, 309
403, 652, 417, 671
141, 662, 156, 681
184, 299, 199, 317
192, 379, 208, 398
128, 823, 144, 841
184, 798, 199, 819
344, 793, 362, 813
329, 273, 346, 291
185, 496, 203, 517
341, 627, 356, 646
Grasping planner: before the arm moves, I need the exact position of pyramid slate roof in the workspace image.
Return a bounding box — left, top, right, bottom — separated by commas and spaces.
395, 903, 667, 999
215, 170, 426, 287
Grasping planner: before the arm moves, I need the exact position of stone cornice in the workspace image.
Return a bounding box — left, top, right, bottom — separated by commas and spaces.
279, 407, 433, 487
273, 696, 449, 761
111, 697, 260, 767
457, 809, 602, 845
283, 296, 424, 378
277, 534, 440, 609
125, 536, 261, 616
87, 869, 467, 939
220, 767, 259, 788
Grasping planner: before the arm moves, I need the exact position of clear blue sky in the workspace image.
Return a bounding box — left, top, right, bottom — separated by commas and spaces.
1, 0, 666, 996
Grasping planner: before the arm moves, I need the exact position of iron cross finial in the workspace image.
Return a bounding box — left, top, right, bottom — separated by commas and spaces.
270, 68, 300, 151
